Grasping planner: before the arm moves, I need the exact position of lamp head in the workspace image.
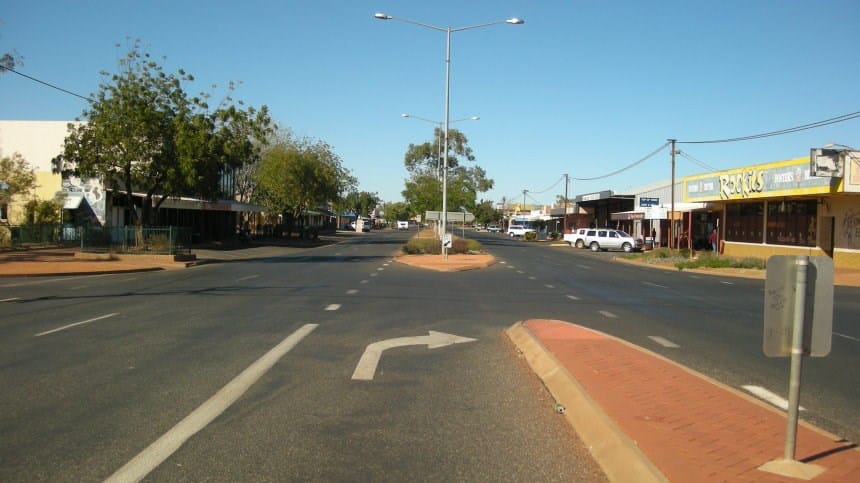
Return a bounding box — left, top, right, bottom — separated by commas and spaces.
401, 113, 409, 118
374, 13, 392, 20
506, 18, 525, 25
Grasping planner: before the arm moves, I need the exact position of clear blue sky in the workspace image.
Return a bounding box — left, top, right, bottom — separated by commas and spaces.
2, 1, 858, 207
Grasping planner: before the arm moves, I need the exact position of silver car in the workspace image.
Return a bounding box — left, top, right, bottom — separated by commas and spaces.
583, 229, 643, 252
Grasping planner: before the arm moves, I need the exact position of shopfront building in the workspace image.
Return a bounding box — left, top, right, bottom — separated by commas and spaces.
683, 155, 860, 269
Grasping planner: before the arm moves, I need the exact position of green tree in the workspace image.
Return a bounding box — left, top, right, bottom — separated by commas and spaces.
23, 198, 64, 224
254, 133, 352, 236
403, 127, 474, 178
343, 190, 380, 218
0, 153, 38, 214
472, 199, 500, 225
53, 42, 272, 226
383, 201, 411, 224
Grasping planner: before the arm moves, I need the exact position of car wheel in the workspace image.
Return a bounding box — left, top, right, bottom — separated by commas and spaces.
622, 242, 632, 252
590, 242, 600, 252
575, 240, 584, 248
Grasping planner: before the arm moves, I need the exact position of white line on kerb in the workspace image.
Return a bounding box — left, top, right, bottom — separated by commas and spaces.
35, 313, 119, 337
742, 385, 805, 411
105, 324, 318, 483
236, 274, 259, 282
598, 310, 618, 319
324, 304, 341, 311
1, 297, 21, 302
648, 336, 680, 348
566, 295, 580, 301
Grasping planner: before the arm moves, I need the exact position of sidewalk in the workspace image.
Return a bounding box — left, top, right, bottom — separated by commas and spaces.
507, 320, 860, 482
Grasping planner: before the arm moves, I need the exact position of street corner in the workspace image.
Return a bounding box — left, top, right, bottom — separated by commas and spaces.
393, 252, 496, 272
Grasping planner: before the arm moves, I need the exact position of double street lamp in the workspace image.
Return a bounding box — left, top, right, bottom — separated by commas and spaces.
376, 12, 524, 256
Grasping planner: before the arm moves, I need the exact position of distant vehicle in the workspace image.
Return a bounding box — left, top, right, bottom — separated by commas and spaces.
507, 224, 537, 237
350, 218, 372, 232
397, 220, 409, 230
487, 225, 501, 233
563, 228, 589, 248
583, 229, 642, 252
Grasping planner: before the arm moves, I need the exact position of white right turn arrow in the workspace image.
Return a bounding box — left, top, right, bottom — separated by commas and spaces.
351, 331, 477, 381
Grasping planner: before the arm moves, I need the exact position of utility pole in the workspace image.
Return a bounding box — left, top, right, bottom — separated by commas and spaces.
669, 139, 677, 250
522, 190, 527, 212
563, 173, 569, 233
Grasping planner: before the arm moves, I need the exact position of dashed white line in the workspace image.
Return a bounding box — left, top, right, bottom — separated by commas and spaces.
642, 281, 668, 289
834, 332, 860, 342
528, 276, 537, 280
104, 324, 318, 483
236, 274, 259, 282
566, 295, 580, 301
648, 336, 680, 348
35, 313, 119, 337
324, 304, 341, 311
598, 310, 618, 319
577, 265, 592, 270
360, 280, 369, 284
346, 289, 358, 295
376, 267, 384, 271
721, 281, 734, 285
545, 284, 555, 289
370, 273, 378, 277
742, 385, 805, 411
69, 285, 89, 290
1, 297, 20, 302
517, 270, 524, 274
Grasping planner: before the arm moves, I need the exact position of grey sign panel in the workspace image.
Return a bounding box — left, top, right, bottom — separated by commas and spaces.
763, 256, 834, 357
424, 211, 475, 222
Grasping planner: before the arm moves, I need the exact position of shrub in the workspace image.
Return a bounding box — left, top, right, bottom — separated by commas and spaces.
524, 232, 537, 241
402, 237, 482, 255
452, 238, 482, 254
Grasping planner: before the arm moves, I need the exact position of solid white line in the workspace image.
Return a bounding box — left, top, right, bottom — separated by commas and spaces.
834, 332, 860, 342
104, 324, 318, 483
35, 313, 119, 337
236, 274, 259, 282
648, 336, 680, 348
598, 310, 618, 319
642, 281, 668, 289
324, 304, 341, 311
566, 295, 580, 301
1, 297, 20, 302
742, 385, 805, 411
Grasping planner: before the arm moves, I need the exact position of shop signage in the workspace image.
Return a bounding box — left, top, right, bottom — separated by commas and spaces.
682, 157, 840, 202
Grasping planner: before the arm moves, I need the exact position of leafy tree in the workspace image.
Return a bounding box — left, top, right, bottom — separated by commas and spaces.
53, 41, 272, 227
403, 127, 474, 178
472, 200, 500, 225
382, 201, 411, 224
343, 190, 380, 218
0, 153, 37, 212
254, 133, 352, 236
23, 198, 64, 225
555, 194, 575, 206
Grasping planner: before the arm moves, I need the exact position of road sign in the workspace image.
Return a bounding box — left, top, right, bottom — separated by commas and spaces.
639, 197, 660, 207
763, 256, 833, 357
442, 234, 452, 248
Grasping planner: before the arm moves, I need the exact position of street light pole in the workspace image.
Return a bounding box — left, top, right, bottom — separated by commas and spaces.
376, 12, 524, 257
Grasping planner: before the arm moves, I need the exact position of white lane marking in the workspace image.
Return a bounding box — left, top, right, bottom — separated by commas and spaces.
346, 289, 358, 295
105, 324, 317, 483
566, 295, 580, 301
360, 280, 369, 284
118, 277, 138, 282
648, 336, 680, 348
721, 281, 734, 285
35, 313, 119, 337
834, 332, 860, 342
742, 385, 805, 411
528, 276, 537, 280
1, 274, 101, 288
545, 284, 555, 289
236, 274, 259, 282
70, 285, 89, 290
577, 265, 591, 270
376, 267, 384, 271
370, 273, 378, 277
598, 310, 618, 319
1, 297, 21, 302
643, 281, 668, 289
516, 270, 524, 274
688, 275, 700, 279
500, 261, 507, 265
352, 331, 476, 381
383, 263, 390, 267
324, 304, 341, 311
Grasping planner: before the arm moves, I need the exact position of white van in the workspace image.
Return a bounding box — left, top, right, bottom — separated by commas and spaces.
397, 221, 409, 230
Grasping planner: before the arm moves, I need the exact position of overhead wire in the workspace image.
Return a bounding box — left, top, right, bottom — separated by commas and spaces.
1, 66, 94, 102
526, 174, 565, 195
677, 150, 718, 172
571, 141, 671, 181
676, 110, 860, 144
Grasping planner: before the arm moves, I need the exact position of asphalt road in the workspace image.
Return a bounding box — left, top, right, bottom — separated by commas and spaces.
0, 230, 606, 482
473, 229, 860, 445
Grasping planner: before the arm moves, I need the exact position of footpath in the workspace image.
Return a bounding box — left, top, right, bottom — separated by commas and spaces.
2, 243, 858, 481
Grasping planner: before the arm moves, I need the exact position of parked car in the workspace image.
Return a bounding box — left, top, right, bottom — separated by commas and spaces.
487, 225, 501, 233
507, 224, 537, 237
583, 229, 643, 252
563, 228, 589, 248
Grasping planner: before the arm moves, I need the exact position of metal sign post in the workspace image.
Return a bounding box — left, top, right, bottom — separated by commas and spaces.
760, 255, 833, 479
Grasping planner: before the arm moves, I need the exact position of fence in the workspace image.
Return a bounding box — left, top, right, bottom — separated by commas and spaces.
80, 226, 192, 255
0, 223, 80, 248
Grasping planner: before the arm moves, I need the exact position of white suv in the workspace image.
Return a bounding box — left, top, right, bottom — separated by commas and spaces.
583, 229, 642, 252
507, 224, 536, 237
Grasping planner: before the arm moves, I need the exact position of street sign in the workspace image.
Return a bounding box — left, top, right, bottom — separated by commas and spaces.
425, 211, 475, 222
763, 256, 834, 357
639, 197, 660, 207
442, 234, 452, 248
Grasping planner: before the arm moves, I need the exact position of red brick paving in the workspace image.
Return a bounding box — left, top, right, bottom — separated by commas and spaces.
524, 319, 860, 482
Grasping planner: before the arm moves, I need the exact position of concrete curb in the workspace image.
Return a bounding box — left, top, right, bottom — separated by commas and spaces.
505, 322, 667, 483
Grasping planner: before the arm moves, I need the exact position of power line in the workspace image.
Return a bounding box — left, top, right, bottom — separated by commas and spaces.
526, 174, 565, 195
677, 110, 860, 144
677, 150, 718, 172
572, 142, 671, 181
1, 66, 93, 102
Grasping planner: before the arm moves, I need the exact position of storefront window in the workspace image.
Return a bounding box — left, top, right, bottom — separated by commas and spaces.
766, 200, 817, 247
726, 202, 763, 243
